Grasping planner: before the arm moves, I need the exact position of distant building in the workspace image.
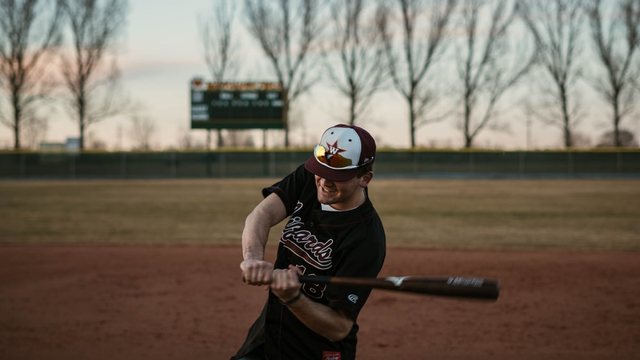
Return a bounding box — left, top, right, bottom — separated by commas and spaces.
40, 137, 80, 152
66, 138, 80, 152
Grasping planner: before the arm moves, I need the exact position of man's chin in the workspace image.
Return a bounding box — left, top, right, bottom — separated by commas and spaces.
317, 195, 335, 205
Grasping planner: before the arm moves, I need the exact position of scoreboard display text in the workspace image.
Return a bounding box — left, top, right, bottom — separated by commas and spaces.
190, 80, 286, 130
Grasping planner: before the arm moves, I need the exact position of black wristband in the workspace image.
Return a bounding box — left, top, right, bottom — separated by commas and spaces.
278, 291, 303, 306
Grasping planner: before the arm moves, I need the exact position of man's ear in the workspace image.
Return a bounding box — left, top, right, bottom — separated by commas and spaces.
359, 171, 373, 188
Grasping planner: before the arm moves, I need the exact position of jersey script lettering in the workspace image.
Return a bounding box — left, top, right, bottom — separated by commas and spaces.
280, 202, 333, 270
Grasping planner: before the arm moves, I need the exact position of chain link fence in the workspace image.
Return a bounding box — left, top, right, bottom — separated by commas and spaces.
1, 150, 639, 179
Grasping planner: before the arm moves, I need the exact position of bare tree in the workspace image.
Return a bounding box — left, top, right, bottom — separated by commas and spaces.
22, 113, 48, 149
455, 0, 536, 148
585, 0, 640, 147
60, 0, 129, 150
177, 124, 206, 149
177, 126, 196, 150
85, 130, 107, 149
569, 131, 593, 148
129, 113, 155, 150
201, 0, 241, 83
322, 0, 386, 125
597, 128, 638, 147
520, 0, 585, 148
223, 130, 255, 147
377, 0, 457, 148
199, 0, 241, 149
244, 0, 324, 147
0, 0, 63, 149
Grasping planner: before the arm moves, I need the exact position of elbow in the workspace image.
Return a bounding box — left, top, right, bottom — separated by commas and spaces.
327, 329, 352, 343
324, 320, 354, 342
246, 196, 285, 228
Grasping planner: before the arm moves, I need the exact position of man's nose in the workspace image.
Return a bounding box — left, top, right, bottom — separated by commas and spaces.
319, 177, 334, 186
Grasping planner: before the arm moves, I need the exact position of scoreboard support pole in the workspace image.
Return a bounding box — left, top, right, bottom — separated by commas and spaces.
263, 129, 267, 150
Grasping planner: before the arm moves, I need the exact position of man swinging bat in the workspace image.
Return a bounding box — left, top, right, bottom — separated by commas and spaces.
231, 124, 386, 360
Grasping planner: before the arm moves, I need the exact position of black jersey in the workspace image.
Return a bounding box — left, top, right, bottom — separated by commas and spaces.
232, 165, 386, 360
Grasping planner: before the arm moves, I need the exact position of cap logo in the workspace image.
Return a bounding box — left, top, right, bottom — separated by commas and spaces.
315, 140, 353, 168
325, 140, 346, 158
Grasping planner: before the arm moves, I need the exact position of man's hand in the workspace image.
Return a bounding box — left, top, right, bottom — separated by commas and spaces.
240, 259, 274, 285
270, 265, 302, 303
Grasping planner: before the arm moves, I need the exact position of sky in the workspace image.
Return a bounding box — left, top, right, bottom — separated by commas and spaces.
1, 0, 636, 151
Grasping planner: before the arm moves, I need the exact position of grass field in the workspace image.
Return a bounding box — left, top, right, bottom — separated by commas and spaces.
1, 179, 638, 251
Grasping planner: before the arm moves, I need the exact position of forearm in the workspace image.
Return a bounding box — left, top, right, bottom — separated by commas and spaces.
242, 193, 287, 261
285, 294, 353, 342
270, 266, 353, 341
242, 212, 270, 261
240, 193, 287, 285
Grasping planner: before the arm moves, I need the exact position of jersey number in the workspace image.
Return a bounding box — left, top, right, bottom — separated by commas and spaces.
295, 265, 326, 300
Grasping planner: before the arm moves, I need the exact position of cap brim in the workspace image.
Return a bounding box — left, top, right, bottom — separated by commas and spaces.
304, 156, 361, 182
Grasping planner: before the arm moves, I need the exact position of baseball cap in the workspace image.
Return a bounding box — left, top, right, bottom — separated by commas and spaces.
304, 124, 376, 182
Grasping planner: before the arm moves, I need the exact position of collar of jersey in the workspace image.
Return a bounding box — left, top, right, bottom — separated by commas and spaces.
321, 203, 359, 212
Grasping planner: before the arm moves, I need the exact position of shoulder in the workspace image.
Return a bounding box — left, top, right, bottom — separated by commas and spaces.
262, 164, 317, 214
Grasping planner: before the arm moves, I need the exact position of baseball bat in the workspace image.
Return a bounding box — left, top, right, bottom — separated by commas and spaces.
297, 275, 499, 300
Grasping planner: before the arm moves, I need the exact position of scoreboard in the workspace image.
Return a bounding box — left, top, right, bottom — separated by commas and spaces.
190, 79, 286, 130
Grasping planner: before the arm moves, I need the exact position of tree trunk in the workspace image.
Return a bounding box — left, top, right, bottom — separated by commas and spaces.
79, 94, 86, 150
284, 119, 290, 148
564, 124, 572, 148
409, 100, 416, 148
284, 97, 290, 148
13, 121, 20, 150
613, 99, 621, 147
12, 91, 21, 149
464, 89, 472, 148
560, 85, 572, 148
80, 121, 85, 151
349, 93, 357, 126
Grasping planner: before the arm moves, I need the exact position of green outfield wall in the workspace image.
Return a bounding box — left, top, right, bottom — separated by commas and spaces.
0, 149, 639, 179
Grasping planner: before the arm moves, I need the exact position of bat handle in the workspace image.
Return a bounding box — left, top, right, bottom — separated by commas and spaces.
298, 275, 331, 284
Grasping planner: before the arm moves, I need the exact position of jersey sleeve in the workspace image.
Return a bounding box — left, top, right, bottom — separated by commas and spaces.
325, 216, 386, 320
262, 164, 312, 216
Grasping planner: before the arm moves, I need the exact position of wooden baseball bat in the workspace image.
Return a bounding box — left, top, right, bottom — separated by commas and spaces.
297, 275, 500, 300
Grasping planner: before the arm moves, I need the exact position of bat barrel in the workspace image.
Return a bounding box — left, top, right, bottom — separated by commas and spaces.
407, 277, 500, 300
298, 275, 499, 300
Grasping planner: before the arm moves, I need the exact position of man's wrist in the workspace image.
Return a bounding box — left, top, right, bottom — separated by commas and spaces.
278, 291, 303, 306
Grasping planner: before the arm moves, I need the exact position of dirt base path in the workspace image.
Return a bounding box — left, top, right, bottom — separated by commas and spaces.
1, 245, 638, 360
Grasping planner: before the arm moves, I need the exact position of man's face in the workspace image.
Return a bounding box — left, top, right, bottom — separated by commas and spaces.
314, 172, 372, 210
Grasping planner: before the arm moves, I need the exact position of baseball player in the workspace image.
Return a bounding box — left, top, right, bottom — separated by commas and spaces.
231, 124, 386, 360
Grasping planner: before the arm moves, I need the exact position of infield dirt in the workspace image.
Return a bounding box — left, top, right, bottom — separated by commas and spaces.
1, 245, 639, 360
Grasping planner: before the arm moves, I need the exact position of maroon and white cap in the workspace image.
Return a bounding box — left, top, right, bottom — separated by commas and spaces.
304, 124, 376, 182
